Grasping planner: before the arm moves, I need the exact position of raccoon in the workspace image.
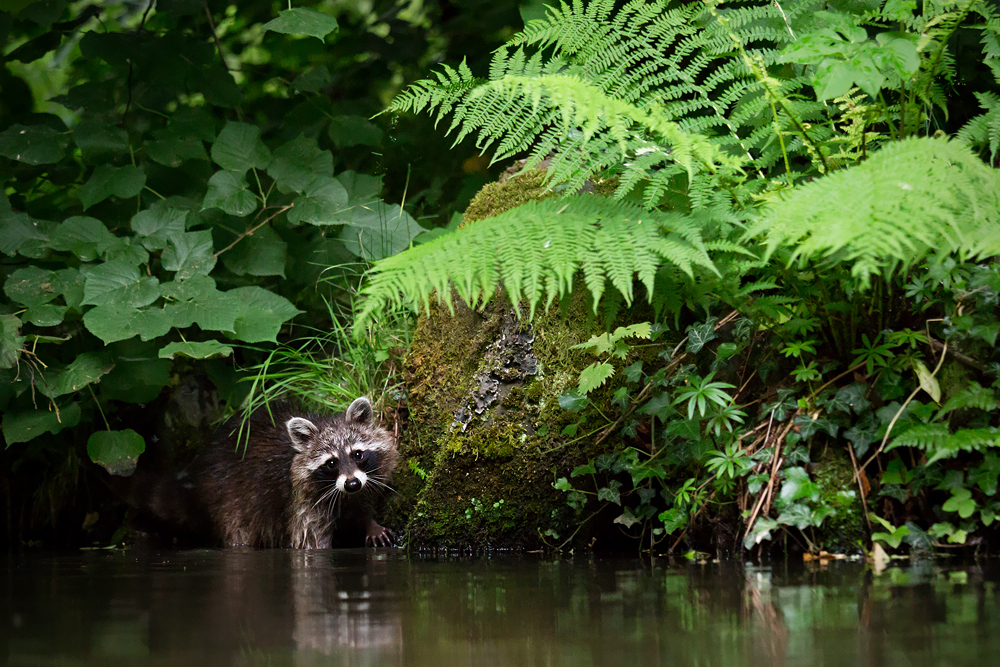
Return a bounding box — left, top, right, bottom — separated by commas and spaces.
194, 396, 398, 548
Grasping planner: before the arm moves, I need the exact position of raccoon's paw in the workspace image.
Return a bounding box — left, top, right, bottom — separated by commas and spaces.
365, 521, 395, 547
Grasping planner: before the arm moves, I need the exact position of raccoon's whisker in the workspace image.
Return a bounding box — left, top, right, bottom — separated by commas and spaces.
366, 477, 396, 494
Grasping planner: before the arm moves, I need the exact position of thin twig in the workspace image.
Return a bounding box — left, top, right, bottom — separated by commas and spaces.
214, 204, 293, 258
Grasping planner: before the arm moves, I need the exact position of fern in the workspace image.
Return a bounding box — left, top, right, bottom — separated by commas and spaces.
384, 0, 810, 207
749, 137, 1000, 289
356, 195, 715, 327
957, 91, 1000, 164
936, 382, 1000, 420
886, 423, 1000, 465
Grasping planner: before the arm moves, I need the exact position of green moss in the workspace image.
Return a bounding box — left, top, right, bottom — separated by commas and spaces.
461, 168, 552, 224
812, 447, 865, 552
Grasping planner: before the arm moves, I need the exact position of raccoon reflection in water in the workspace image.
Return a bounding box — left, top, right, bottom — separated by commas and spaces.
195, 396, 398, 548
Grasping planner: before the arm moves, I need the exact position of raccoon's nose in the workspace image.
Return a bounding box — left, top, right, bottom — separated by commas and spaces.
345, 477, 363, 493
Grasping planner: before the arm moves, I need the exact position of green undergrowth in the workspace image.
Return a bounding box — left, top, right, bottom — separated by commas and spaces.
371, 0, 1000, 555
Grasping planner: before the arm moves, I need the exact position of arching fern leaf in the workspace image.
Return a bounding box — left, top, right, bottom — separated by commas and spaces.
356, 195, 716, 328
749, 137, 1000, 288
384, 0, 813, 207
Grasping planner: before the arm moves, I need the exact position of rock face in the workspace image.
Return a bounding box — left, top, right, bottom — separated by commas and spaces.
385, 170, 631, 549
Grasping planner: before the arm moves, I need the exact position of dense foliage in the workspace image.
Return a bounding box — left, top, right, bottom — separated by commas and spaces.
0, 0, 523, 546
374, 0, 1000, 554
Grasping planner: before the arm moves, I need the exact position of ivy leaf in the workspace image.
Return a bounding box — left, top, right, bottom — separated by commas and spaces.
262, 8, 339, 41
203, 170, 259, 217
598, 483, 622, 505
267, 135, 333, 194
87, 429, 145, 476
228, 287, 302, 343
613, 506, 640, 528
159, 340, 233, 359
0, 124, 66, 164
577, 361, 614, 395
942, 487, 977, 519
81, 259, 160, 308
83, 304, 173, 344
210, 122, 272, 173
161, 230, 216, 279
2, 402, 81, 445
686, 319, 717, 353
80, 165, 146, 210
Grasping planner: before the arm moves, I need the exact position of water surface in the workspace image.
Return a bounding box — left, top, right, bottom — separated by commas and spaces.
2, 549, 998, 666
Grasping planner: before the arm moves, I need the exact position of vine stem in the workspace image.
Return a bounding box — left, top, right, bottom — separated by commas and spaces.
857, 338, 948, 475
214, 204, 293, 258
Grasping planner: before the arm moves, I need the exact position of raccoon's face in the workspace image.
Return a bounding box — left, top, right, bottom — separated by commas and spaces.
285, 397, 394, 498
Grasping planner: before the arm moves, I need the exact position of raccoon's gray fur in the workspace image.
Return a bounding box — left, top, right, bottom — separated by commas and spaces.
194, 396, 397, 548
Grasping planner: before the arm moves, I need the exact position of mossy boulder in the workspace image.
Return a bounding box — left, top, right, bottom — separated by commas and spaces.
385, 170, 642, 549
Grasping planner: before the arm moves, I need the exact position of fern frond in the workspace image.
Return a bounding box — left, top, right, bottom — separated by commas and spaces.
886, 423, 1000, 464
936, 382, 999, 420
749, 137, 1000, 289
385, 0, 801, 209
356, 195, 716, 327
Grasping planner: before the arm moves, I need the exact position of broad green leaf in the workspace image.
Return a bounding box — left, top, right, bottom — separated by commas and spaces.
288, 176, 349, 225
26, 304, 67, 327
613, 506, 640, 528
912, 359, 941, 404
0, 195, 48, 256
337, 170, 381, 204
4, 266, 59, 308
267, 135, 332, 193
328, 115, 384, 148
577, 361, 614, 394
193, 64, 242, 109
598, 484, 621, 505
39, 351, 114, 398
557, 392, 589, 413
87, 429, 145, 476
203, 170, 259, 217
82, 259, 160, 307
99, 340, 172, 404
131, 205, 189, 251
161, 230, 216, 279
779, 467, 820, 504
292, 66, 332, 93
262, 8, 339, 40
161, 275, 240, 332
159, 340, 233, 359
210, 122, 272, 172
48, 216, 118, 261
72, 118, 128, 161
2, 402, 81, 445
339, 200, 427, 261
145, 129, 209, 167
83, 304, 173, 344
0, 123, 66, 164
52, 267, 85, 308
221, 225, 286, 277
0, 314, 25, 369
229, 286, 302, 343
80, 165, 146, 210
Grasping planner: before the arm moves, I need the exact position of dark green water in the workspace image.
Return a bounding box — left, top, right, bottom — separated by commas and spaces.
2, 549, 999, 666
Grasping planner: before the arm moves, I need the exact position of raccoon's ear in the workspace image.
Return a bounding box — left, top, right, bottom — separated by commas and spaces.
286, 417, 319, 452
346, 397, 373, 426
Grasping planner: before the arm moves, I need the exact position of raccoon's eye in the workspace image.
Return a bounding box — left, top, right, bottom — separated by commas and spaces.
321, 458, 339, 472
351, 450, 364, 462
